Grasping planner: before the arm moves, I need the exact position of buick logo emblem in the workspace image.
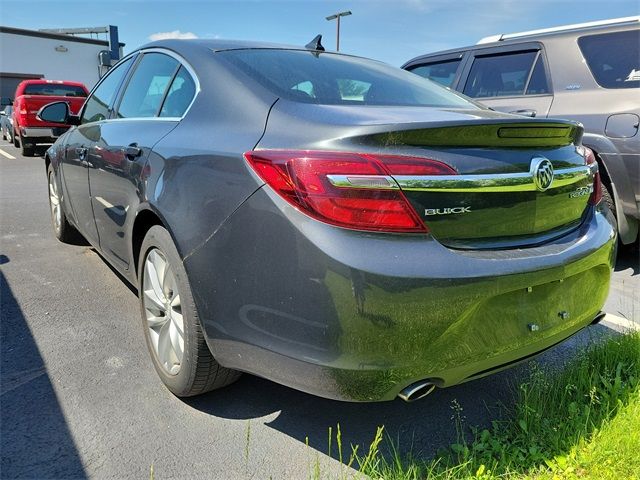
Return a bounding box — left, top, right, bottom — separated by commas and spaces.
530, 157, 554, 191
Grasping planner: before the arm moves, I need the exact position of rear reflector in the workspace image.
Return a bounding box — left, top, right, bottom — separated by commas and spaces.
583, 147, 602, 206
244, 150, 457, 233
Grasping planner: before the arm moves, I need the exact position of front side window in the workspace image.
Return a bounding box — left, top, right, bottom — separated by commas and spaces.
159, 66, 196, 118
463, 51, 543, 98
408, 59, 462, 87
578, 30, 640, 89
218, 49, 475, 108
81, 56, 134, 124
117, 53, 179, 118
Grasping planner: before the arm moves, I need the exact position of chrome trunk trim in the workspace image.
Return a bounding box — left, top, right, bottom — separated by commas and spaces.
394, 165, 593, 193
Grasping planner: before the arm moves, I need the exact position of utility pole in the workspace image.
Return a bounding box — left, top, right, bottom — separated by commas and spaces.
325, 11, 352, 51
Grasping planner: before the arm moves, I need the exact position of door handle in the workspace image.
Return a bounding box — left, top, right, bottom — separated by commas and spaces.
75, 146, 88, 161
509, 109, 537, 117
124, 144, 142, 159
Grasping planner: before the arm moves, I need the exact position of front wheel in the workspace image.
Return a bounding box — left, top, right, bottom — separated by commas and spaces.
47, 163, 78, 243
138, 225, 240, 397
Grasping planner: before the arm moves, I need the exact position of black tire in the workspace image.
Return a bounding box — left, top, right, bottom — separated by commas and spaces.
601, 182, 616, 219
13, 130, 19, 148
47, 163, 78, 243
1, 128, 5, 141
20, 135, 34, 157
138, 225, 240, 397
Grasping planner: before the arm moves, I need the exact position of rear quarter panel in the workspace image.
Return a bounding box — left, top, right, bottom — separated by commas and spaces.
141, 52, 278, 261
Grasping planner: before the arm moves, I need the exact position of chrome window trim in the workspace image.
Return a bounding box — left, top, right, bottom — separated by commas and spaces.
100, 117, 182, 123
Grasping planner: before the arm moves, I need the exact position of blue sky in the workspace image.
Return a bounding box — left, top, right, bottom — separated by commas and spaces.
1, 0, 638, 66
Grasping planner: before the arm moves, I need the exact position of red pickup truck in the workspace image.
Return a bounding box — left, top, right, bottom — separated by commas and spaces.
12, 79, 88, 156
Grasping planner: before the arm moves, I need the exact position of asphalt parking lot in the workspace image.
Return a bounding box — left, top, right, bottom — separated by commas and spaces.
1, 142, 638, 479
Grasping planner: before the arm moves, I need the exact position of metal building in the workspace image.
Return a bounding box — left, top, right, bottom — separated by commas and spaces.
0, 25, 124, 99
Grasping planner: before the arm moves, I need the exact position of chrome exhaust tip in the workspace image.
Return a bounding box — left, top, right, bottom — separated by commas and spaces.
398, 380, 436, 402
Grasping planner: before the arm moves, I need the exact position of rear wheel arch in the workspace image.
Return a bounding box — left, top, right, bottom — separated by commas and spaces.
587, 147, 613, 188
131, 208, 171, 278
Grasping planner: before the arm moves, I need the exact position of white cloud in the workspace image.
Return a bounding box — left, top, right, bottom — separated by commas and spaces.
149, 30, 198, 41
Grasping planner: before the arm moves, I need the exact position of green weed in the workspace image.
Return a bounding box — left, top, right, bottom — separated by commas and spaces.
323, 331, 640, 479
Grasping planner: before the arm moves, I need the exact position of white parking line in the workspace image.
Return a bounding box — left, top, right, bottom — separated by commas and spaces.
601, 313, 639, 332
0, 148, 16, 160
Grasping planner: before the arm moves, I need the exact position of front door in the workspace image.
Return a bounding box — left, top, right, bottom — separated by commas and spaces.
61, 55, 136, 246
60, 125, 100, 245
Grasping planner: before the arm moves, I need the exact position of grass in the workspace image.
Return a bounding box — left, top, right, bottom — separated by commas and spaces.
319, 331, 640, 479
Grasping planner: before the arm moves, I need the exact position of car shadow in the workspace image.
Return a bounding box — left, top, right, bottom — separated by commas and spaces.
0, 269, 87, 478
183, 322, 618, 463
615, 244, 639, 276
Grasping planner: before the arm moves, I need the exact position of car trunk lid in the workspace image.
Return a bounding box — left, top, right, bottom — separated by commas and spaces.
258, 103, 595, 248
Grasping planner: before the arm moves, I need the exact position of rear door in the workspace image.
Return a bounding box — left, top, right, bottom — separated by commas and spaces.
459, 43, 554, 118
88, 50, 196, 270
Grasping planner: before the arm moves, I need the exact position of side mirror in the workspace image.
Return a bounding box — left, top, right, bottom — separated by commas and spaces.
37, 101, 80, 125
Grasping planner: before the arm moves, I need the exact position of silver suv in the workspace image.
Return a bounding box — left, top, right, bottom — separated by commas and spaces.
403, 16, 639, 244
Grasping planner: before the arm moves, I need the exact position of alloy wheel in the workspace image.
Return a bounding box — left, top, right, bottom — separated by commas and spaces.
48, 171, 62, 233
142, 248, 184, 375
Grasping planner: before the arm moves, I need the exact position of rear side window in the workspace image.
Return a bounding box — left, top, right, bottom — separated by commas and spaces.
23, 84, 87, 97
578, 30, 640, 89
463, 51, 548, 98
81, 56, 134, 124
525, 55, 549, 95
159, 66, 196, 117
408, 59, 462, 87
219, 49, 475, 108
117, 53, 179, 118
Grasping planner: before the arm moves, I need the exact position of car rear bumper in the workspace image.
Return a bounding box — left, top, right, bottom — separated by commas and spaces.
184, 187, 617, 402
21, 126, 68, 140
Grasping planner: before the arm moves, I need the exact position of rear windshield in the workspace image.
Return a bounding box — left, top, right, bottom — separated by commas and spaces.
578, 30, 640, 89
218, 49, 476, 108
23, 84, 87, 97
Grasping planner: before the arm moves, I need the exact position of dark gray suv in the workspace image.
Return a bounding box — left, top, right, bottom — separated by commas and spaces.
404, 16, 639, 244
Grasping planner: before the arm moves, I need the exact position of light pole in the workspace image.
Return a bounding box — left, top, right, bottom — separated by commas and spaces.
325, 10, 352, 52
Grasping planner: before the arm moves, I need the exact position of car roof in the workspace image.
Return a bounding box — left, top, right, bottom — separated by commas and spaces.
402, 16, 639, 67
477, 15, 639, 44
140, 38, 325, 53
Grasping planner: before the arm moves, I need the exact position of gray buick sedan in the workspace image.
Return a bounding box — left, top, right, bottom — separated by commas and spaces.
40, 39, 616, 402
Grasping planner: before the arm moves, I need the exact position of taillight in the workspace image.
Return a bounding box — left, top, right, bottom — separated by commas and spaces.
244, 150, 457, 233
583, 147, 602, 206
